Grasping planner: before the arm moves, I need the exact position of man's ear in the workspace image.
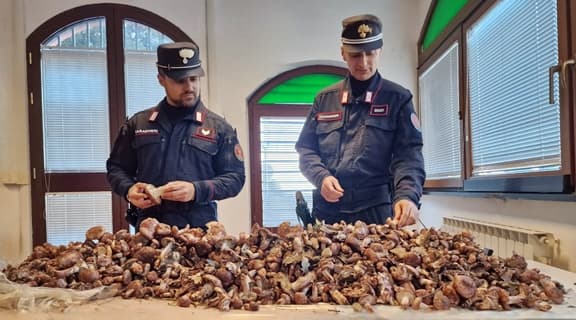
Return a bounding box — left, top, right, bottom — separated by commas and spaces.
340, 46, 346, 61
157, 73, 165, 86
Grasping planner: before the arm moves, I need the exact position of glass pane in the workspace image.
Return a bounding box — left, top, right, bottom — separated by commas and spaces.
44, 17, 106, 49
73, 24, 88, 47
88, 19, 105, 49
467, 0, 560, 176
124, 20, 137, 51
123, 20, 174, 118
258, 74, 344, 105
136, 22, 150, 51
41, 17, 109, 173
422, 0, 469, 50
420, 43, 461, 180
45, 192, 113, 245
260, 117, 314, 227
60, 29, 74, 48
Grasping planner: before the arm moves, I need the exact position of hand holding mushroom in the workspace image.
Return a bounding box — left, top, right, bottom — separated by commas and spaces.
129, 181, 196, 208
157, 180, 196, 203
393, 199, 420, 227
127, 182, 158, 209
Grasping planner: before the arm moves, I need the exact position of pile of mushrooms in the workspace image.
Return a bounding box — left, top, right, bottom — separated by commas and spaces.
2, 218, 566, 312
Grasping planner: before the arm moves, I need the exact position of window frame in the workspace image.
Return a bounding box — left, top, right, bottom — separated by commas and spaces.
571, 0, 576, 187
419, 29, 465, 189
247, 65, 347, 227
418, 0, 576, 196
26, 3, 192, 245
418, 0, 484, 67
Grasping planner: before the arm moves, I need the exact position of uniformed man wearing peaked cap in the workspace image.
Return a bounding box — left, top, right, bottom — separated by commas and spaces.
107, 41, 245, 230
156, 41, 205, 79
296, 14, 426, 228
340, 14, 383, 53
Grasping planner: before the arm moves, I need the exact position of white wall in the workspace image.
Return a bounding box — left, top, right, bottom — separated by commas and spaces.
3, 0, 575, 273
0, 0, 31, 268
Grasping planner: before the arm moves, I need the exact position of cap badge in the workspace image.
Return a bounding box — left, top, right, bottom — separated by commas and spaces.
179, 48, 195, 64
358, 24, 372, 38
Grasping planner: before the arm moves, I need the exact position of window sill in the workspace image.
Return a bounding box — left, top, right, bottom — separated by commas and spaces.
423, 190, 576, 202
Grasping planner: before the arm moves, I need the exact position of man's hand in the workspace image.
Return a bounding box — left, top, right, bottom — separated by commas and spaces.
127, 182, 156, 209
320, 176, 344, 203
393, 199, 420, 227
159, 181, 196, 202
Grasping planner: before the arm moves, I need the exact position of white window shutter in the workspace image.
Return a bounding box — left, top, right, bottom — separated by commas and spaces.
420, 42, 462, 180
467, 0, 560, 176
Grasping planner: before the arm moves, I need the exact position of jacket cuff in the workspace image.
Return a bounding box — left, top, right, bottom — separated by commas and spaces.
120, 182, 135, 202
193, 181, 214, 203
314, 171, 332, 189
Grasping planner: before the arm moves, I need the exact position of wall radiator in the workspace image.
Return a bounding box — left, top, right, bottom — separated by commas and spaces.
442, 216, 556, 265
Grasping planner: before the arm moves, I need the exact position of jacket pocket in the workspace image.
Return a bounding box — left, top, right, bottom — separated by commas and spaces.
315, 121, 343, 161
180, 136, 219, 179
133, 134, 162, 147
186, 136, 218, 155
360, 117, 396, 169
132, 134, 163, 178
364, 117, 396, 131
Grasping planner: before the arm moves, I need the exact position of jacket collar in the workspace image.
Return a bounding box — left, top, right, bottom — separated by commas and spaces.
339, 71, 382, 105
147, 98, 207, 132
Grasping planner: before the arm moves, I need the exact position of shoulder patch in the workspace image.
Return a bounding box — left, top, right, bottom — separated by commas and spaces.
410, 112, 421, 132
234, 144, 244, 161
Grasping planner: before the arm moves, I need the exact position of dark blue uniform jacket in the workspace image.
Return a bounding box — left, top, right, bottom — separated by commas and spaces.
107, 99, 245, 228
295, 72, 425, 217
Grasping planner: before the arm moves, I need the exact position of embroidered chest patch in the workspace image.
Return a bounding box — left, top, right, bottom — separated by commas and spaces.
369, 104, 389, 117
194, 127, 216, 141
316, 112, 343, 122
135, 129, 159, 136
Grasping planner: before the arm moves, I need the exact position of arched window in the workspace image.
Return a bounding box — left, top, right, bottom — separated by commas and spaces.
247, 65, 347, 228
27, 4, 192, 245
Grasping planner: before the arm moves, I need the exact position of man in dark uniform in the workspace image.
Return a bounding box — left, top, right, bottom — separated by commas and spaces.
295, 14, 425, 227
107, 41, 245, 229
